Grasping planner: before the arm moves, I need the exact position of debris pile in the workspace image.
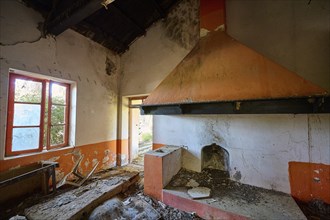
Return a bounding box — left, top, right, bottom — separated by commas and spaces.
169, 168, 265, 204
127, 192, 202, 220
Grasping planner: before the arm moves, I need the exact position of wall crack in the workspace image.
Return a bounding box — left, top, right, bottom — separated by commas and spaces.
0, 35, 43, 47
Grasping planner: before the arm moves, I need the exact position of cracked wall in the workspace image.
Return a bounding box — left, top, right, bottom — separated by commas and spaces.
0, 0, 120, 177
154, 114, 330, 195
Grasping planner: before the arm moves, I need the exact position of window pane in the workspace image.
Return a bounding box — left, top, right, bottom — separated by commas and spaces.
15, 79, 42, 103
51, 105, 65, 125
131, 99, 143, 105
12, 128, 40, 151
52, 83, 67, 105
50, 125, 65, 146
13, 103, 41, 126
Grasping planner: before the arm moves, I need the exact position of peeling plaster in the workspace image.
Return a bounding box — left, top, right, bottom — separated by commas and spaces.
84, 159, 90, 168
55, 170, 65, 181
47, 156, 60, 162
92, 159, 99, 167
102, 156, 110, 164
154, 114, 329, 194
9, 165, 21, 170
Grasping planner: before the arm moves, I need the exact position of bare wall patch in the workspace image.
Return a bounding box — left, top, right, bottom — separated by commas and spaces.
105, 56, 116, 76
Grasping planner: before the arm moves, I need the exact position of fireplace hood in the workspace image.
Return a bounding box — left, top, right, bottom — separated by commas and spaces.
141, 30, 329, 115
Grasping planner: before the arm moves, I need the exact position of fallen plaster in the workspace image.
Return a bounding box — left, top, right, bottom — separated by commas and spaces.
89, 197, 160, 220
186, 179, 199, 187
187, 187, 211, 199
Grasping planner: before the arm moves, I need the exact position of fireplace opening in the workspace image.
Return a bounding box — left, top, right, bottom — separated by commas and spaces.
201, 143, 229, 176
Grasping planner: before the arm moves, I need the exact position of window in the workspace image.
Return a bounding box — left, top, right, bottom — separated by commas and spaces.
6, 73, 70, 156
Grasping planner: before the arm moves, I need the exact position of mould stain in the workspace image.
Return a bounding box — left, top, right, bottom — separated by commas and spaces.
163, 0, 199, 49
233, 171, 242, 181
105, 56, 116, 76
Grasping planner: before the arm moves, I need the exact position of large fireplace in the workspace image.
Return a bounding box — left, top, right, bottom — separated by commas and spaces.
201, 143, 229, 174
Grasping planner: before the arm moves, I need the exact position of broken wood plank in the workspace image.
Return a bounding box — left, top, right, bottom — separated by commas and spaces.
25, 172, 139, 220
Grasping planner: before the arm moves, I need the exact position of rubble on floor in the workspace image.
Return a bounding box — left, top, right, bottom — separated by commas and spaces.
2, 163, 203, 220
122, 192, 202, 220
25, 171, 139, 220
89, 197, 160, 220
296, 199, 330, 220
187, 187, 211, 199
169, 168, 263, 204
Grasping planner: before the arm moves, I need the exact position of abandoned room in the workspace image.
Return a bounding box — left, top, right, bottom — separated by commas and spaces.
0, 0, 329, 219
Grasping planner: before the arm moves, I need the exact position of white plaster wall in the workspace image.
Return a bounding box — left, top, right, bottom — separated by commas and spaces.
129, 108, 140, 160
226, 0, 330, 91
154, 114, 330, 193
120, 22, 191, 96
120, 0, 199, 96
162, 148, 182, 187
152, 0, 330, 194
0, 0, 120, 157
118, 0, 199, 157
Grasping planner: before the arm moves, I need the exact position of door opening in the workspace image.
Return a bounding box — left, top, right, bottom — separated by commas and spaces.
129, 97, 152, 164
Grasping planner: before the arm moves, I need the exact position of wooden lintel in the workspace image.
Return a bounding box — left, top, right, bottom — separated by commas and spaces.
141, 97, 330, 115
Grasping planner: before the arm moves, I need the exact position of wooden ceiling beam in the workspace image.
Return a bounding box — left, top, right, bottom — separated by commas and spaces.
72, 21, 128, 53
46, 0, 104, 35
111, 5, 146, 36
150, 0, 166, 18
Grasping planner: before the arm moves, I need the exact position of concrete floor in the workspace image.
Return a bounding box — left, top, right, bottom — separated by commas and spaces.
164, 168, 307, 219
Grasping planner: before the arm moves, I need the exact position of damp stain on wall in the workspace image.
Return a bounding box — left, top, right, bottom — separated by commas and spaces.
233, 171, 242, 181
163, 0, 199, 49
105, 56, 117, 76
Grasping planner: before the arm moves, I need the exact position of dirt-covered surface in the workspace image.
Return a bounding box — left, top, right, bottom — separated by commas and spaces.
169, 168, 268, 205
296, 199, 330, 220
117, 157, 202, 220
167, 168, 307, 219
116, 191, 202, 220
1, 157, 203, 220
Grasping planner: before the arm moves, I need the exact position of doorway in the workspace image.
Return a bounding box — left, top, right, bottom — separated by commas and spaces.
129, 97, 153, 165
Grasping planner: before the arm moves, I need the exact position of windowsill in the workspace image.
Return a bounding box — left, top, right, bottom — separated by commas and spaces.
3, 145, 75, 161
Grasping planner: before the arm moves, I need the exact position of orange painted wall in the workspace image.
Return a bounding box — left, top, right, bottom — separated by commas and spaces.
0, 139, 129, 181
200, 0, 225, 31
152, 143, 165, 150
289, 162, 330, 204
117, 139, 129, 166
144, 153, 163, 201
